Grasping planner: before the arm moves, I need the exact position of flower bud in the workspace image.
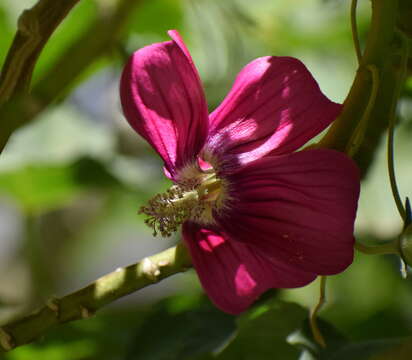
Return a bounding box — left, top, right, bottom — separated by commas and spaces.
399, 224, 412, 267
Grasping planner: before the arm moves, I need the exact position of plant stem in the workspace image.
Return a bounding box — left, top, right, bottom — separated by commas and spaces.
32, 0, 142, 114
0, 243, 192, 352
0, 0, 81, 104
351, 0, 362, 64
346, 64, 379, 157
0, 0, 81, 152
355, 241, 399, 255
319, 0, 399, 153
310, 276, 327, 348
387, 32, 410, 221
0, 0, 141, 155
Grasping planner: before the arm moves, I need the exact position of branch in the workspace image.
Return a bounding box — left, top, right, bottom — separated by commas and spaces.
0, 0, 141, 154
319, 0, 399, 161
0, 243, 192, 352
353, 39, 408, 178
0, 0, 81, 104
32, 0, 142, 113
0, 0, 81, 153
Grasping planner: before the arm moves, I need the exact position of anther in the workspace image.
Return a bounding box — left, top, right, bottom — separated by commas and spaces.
139, 168, 224, 236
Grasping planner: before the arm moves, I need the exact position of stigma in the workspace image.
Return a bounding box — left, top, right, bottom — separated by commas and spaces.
139, 166, 225, 237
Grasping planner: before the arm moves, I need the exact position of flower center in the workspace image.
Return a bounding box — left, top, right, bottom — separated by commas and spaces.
139, 170, 224, 237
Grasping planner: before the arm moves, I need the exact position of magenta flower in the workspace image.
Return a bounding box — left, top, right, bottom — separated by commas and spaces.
120, 30, 360, 314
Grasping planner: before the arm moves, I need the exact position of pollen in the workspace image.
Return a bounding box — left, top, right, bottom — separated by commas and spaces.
139, 168, 225, 237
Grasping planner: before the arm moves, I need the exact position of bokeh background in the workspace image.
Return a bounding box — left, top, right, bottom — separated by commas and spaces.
1, 0, 412, 359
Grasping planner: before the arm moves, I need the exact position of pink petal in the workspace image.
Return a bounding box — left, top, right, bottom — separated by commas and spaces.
206, 57, 341, 167
120, 30, 209, 178
183, 222, 316, 314
216, 149, 360, 275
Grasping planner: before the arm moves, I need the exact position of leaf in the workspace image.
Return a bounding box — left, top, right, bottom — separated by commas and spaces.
125, 296, 236, 360
294, 318, 411, 360
371, 337, 412, 360
288, 317, 348, 359
217, 300, 307, 360
324, 338, 407, 360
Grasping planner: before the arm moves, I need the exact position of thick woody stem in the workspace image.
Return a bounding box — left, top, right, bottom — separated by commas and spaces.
0, 243, 192, 353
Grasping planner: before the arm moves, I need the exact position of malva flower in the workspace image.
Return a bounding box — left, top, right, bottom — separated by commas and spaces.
120, 30, 360, 314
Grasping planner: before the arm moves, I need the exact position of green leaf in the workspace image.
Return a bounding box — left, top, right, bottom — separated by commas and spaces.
288, 317, 348, 359
323, 338, 407, 360
294, 318, 411, 360
126, 296, 236, 360
371, 337, 412, 360
217, 300, 307, 360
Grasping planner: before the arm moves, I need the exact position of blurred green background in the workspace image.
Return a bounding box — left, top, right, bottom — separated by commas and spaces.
1, 0, 412, 359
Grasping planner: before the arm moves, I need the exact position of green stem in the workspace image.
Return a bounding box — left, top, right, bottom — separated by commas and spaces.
355, 241, 399, 255
346, 64, 379, 157
0, 0, 81, 152
0, 243, 192, 352
319, 0, 405, 254
351, 0, 362, 64
319, 0, 399, 152
387, 32, 410, 221
0, 0, 142, 155
0, 0, 81, 104
32, 0, 142, 114
310, 276, 327, 348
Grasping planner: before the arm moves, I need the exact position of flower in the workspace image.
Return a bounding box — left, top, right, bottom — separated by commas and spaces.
120, 30, 360, 314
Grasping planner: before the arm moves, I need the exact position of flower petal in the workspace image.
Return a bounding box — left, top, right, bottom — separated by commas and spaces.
120, 30, 209, 178
183, 222, 316, 314
205, 57, 341, 167
217, 149, 360, 275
